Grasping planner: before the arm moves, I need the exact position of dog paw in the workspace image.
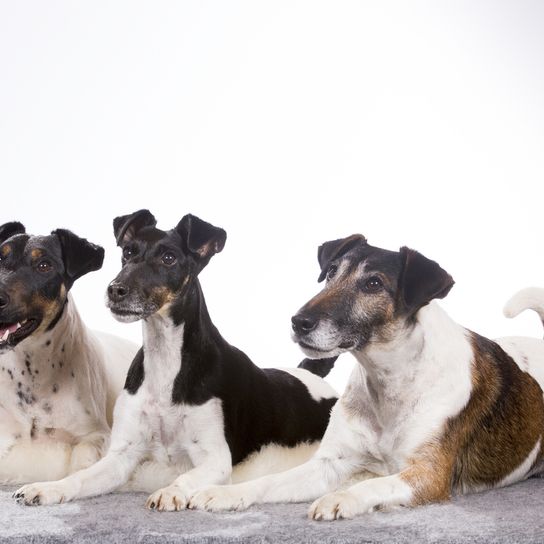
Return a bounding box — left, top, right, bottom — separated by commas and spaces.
188, 486, 250, 512
13, 482, 69, 506
146, 485, 190, 512
309, 491, 360, 521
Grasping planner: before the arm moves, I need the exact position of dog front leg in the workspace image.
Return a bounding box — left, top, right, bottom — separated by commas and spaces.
189, 454, 349, 512
308, 463, 450, 521
146, 444, 232, 512
13, 391, 148, 505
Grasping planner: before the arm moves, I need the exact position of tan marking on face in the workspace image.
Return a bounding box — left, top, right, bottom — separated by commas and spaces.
1, 244, 11, 257
31, 248, 43, 260
400, 333, 544, 505
31, 291, 65, 332
152, 286, 177, 309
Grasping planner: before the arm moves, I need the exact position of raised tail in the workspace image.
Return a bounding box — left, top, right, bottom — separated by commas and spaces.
503, 287, 544, 333
297, 356, 338, 378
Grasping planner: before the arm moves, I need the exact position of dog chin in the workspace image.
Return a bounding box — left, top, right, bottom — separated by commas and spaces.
109, 308, 144, 323
296, 340, 345, 359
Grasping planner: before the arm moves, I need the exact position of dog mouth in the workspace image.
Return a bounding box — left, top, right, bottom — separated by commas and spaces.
0, 318, 39, 348
296, 338, 356, 358
109, 307, 145, 323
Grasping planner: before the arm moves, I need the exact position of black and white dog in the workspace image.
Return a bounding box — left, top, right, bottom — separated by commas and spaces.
14, 210, 338, 509
188, 235, 544, 520
0, 222, 136, 484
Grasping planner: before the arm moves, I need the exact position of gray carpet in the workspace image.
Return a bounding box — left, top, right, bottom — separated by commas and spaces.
1, 478, 543, 543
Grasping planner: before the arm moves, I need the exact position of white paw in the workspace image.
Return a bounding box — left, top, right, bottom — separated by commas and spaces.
309, 491, 361, 521
188, 485, 250, 512
13, 482, 70, 506
69, 440, 102, 473
146, 485, 190, 512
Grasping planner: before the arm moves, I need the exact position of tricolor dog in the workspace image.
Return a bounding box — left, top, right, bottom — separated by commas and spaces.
14, 210, 338, 509
0, 222, 136, 484
188, 235, 544, 520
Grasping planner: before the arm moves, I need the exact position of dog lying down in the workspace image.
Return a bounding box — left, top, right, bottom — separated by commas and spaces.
0, 222, 137, 484
14, 211, 339, 508
187, 235, 544, 521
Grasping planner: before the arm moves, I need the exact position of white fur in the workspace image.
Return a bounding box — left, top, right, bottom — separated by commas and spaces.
0, 294, 137, 484
279, 367, 337, 401
503, 287, 544, 322
15, 312, 325, 508
189, 300, 544, 519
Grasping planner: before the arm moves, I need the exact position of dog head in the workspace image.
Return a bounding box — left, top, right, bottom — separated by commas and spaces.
107, 209, 226, 323
0, 222, 104, 352
291, 235, 454, 358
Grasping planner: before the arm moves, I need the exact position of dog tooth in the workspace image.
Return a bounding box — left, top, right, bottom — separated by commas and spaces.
1, 330, 9, 341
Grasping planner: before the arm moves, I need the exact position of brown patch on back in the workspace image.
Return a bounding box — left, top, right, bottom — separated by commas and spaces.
401, 331, 544, 505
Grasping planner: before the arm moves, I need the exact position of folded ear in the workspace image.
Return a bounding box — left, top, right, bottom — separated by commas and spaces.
317, 234, 367, 282
398, 247, 454, 315
113, 209, 157, 246
52, 229, 105, 289
175, 214, 226, 269
0, 222, 26, 244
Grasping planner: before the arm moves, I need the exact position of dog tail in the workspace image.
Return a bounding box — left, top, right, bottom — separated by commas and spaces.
297, 356, 338, 378
503, 287, 544, 332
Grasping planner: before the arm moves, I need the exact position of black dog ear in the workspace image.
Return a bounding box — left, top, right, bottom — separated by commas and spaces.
317, 234, 367, 282
398, 247, 454, 315
52, 229, 105, 288
0, 222, 26, 244
113, 209, 157, 246
175, 214, 226, 267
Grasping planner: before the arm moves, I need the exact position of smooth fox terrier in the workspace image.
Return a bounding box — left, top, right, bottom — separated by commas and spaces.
188, 234, 544, 520
14, 210, 338, 509
0, 222, 136, 484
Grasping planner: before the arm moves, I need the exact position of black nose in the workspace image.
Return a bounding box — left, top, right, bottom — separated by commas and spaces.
0, 291, 9, 309
108, 282, 129, 302
291, 314, 318, 336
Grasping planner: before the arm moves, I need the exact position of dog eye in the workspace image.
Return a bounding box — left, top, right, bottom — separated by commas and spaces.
162, 252, 177, 266
122, 246, 136, 260
37, 260, 53, 273
363, 276, 383, 293
327, 264, 338, 280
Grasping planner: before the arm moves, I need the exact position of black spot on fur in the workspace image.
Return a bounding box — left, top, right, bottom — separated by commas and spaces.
30, 419, 37, 439
17, 390, 35, 405
7, 369, 13, 380
42, 402, 52, 414
52, 383, 58, 393
45, 340, 51, 347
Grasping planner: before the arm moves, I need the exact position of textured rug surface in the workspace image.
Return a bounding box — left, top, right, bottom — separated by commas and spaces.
1, 478, 543, 544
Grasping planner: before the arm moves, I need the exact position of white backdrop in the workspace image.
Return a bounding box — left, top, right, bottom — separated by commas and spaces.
1, 1, 543, 393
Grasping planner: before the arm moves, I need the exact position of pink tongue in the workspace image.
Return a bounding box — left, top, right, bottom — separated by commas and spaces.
7, 323, 19, 333
0, 324, 19, 337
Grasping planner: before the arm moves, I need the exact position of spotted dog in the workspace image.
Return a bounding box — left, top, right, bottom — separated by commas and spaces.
189, 235, 544, 520
0, 222, 137, 484
14, 210, 338, 508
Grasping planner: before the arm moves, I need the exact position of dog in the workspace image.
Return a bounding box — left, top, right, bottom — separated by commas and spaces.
187, 234, 544, 520
13, 210, 338, 508
0, 221, 137, 484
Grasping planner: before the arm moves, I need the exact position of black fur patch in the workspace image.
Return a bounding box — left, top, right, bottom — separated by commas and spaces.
124, 348, 145, 394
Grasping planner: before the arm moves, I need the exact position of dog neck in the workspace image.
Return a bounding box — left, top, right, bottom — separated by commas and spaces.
349, 302, 472, 408
140, 279, 225, 393
6, 294, 89, 378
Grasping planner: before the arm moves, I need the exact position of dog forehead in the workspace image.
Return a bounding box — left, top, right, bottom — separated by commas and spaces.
345, 244, 403, 277
25, 235, 63, 260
